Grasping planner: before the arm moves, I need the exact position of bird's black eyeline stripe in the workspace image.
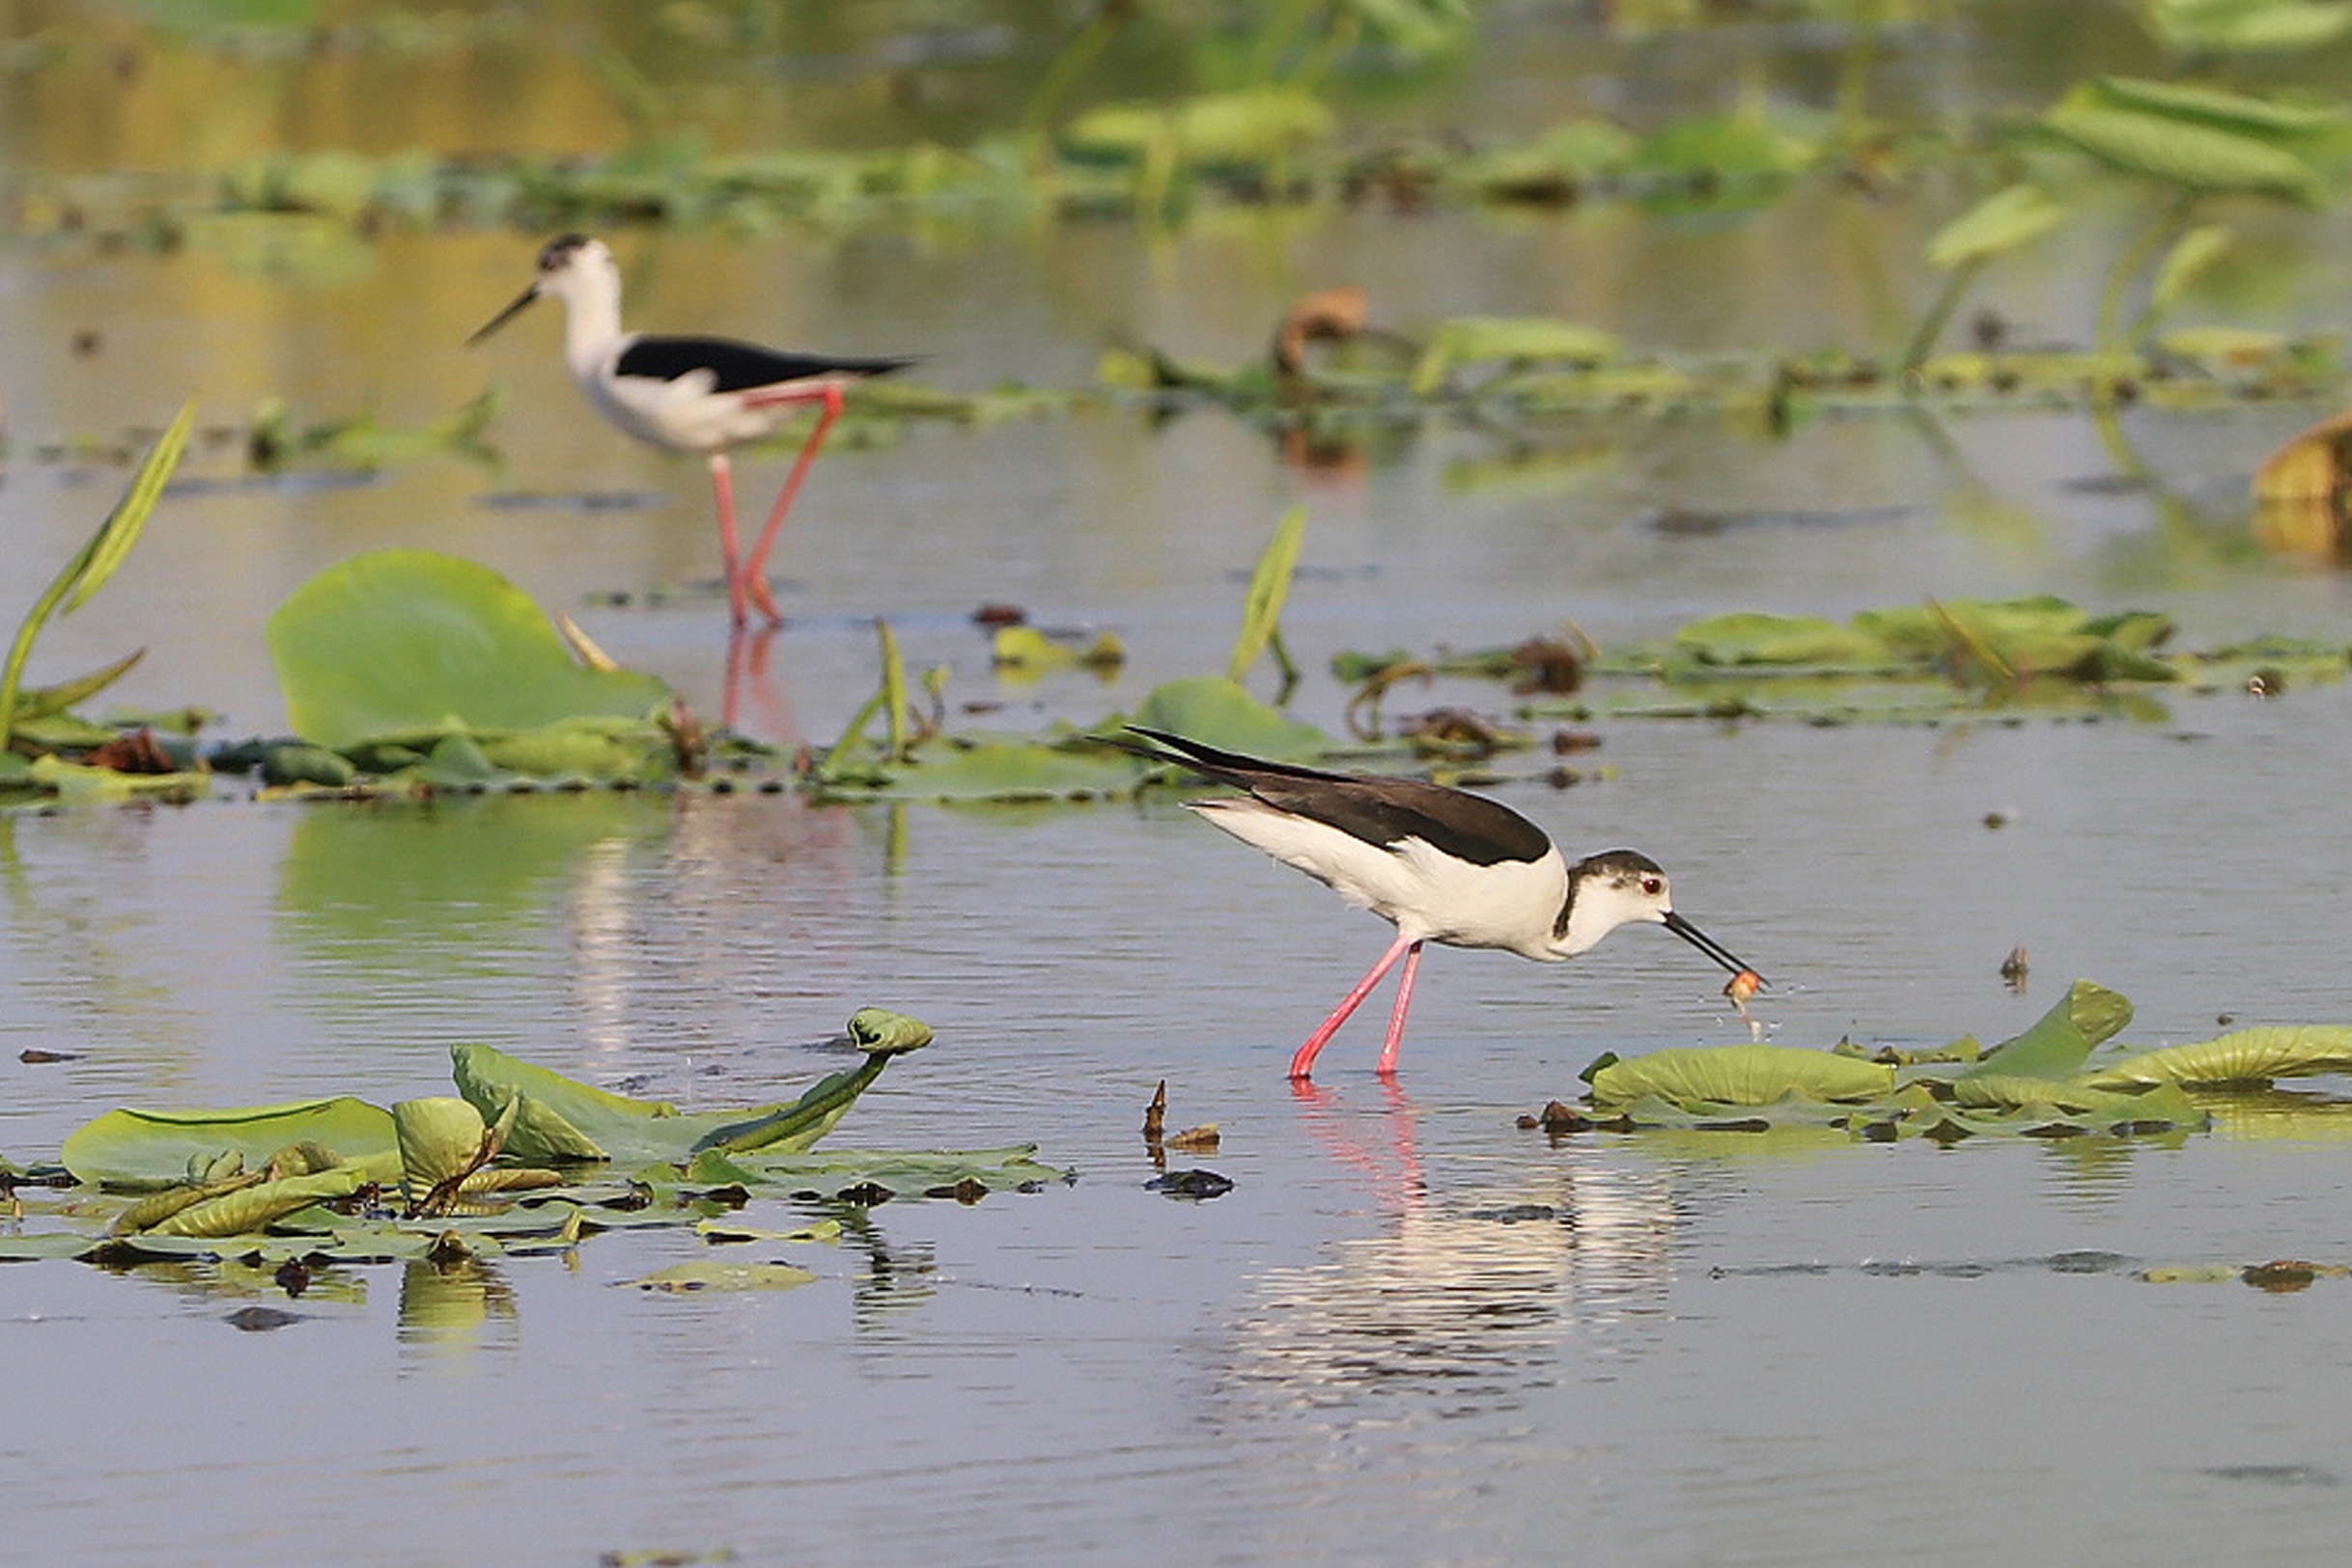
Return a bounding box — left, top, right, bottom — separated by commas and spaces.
1551, 849, 1665, 939
1127, 726, 1553, 868
616, 336, 915, 393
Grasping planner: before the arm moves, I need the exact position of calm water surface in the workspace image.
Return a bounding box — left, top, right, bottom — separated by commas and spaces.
8, 6, 2352, 1565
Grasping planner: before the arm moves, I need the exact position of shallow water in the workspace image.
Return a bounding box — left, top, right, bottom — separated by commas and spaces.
9, 5, 2352, 1565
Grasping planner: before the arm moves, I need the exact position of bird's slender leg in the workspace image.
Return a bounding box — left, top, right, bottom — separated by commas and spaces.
742, 384, 845, 627
709, 453, 749, 629
1290, 931, 1417, 1081
1374, 940, 1425, 1078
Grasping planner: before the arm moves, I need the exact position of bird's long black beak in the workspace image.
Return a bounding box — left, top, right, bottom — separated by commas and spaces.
1664, 910, 1759, 984
465, 283, 541, 347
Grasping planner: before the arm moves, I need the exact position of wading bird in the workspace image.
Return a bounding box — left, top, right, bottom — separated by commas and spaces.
1125, 728, 1760, 1079
468, 234, 911, 627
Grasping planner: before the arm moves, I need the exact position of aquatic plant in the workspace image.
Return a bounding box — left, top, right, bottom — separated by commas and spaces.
1559, 980, 2263, 1142
4, 1010, 1063, 1270
1338, 595, 2351, 731
259, 549, 681, 790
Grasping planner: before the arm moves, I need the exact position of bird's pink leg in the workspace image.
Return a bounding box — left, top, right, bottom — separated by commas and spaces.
1290, 931, 1417, 1081
709, 454, 749, 629
742, 384, 844, 627
1374, 940, 1424, 1078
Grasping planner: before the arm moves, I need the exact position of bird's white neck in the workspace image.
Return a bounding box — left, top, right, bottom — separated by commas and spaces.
548, 257, 628, 379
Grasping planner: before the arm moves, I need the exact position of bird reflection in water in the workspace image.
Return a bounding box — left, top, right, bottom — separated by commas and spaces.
1222, 1080, 1681, 1422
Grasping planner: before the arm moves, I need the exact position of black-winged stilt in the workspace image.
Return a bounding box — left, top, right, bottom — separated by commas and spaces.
468, 234, 912, 628
1125, 728, 1760, 1080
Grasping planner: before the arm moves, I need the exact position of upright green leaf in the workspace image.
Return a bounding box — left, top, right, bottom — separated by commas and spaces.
1961, 980, 2134, 1080
2144, 0, 2352, 54
1925, 183, 2070, 269
1229, 505, 1307, 683
2148, 223, 2235, 313
2042, 82, 2326, 199
1, 402, 194, 746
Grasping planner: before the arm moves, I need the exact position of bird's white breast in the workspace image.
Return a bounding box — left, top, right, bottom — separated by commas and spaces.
576, 339, 813, 455
1189, 798, 1570, 958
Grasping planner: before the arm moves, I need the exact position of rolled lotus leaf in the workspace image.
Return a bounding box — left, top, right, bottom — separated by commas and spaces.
1962, 979, 2133, 1080
395, 1097, 490, 1206
111, 1174, 260, 1235
148, 1167, 365, 1239
847, 1008, 933, 1055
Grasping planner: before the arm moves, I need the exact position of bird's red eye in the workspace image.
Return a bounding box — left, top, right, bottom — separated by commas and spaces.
1641, 877, 1664, 895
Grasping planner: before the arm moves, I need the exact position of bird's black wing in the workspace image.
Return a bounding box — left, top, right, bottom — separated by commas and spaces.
1125, 726, 1553, 867
616, 336, 915, 393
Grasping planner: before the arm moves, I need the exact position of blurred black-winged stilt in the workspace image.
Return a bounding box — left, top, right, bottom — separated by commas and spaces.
1125, 728, 1760, 1080
468, 234, 912, 628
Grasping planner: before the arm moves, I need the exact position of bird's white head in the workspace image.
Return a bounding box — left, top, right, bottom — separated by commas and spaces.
465, 233, 623, 350
1551, 849, 1756, 979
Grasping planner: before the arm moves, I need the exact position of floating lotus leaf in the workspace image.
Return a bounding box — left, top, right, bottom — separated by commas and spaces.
1672, 612, 1894, 667
0, 1234, 106, 1262
629, 1260, 819, 1294
1963, 979, 2134, 1080
1411, 316, 1620, 394
2084, 1026, 2352, 1089
696, 1218, 844, 1246
61, 1097, 400, 1190
1586, 1047, 1894, 1108
841, 738, 1142, 802
266, 548, 672, 753
1127, 677, 1328, 761
1949, 1076, 2207, 1130
724, 1145, 1064, 1193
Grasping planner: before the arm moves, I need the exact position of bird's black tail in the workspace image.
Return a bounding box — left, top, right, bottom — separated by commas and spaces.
1114, 726, 1349, 788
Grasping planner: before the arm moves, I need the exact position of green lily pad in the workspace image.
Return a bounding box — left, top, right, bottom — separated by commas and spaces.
839, 738, 1142, 802
629, 1259, 820, 1293
2085, 1026, 2352, 1089
266, 548, 671, 753
1127, 677, 1328, 760
1673, 612, 1895, 667
60, 1097, 400, 1190
1586, 1047, 1895, 1108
